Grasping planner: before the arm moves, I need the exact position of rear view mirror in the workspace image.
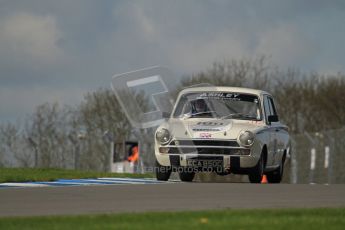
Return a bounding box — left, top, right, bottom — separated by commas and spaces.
268, 115, 279, 123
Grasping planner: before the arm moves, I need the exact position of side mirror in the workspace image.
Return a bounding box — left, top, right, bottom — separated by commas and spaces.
162, 112, 171, 119
268, 115, 279, 123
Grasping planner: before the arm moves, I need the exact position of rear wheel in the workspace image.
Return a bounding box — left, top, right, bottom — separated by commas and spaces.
179, 170, 195, 182
155, 160, 171, 181
267, 155, 285, 183
248, 155, 264, 183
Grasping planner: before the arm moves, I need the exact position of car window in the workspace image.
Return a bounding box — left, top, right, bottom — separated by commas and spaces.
266, 96, 279, 123
263, 96, 271, 123
172, 92, 262, 120
268, 97, 278, 117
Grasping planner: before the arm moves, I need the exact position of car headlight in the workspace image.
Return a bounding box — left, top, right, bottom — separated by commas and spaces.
238, 130, 255, 147
155, 128, 171, 145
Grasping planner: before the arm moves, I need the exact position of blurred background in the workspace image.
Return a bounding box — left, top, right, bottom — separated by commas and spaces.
1, 1, 344, 183
1, 58, 344, 183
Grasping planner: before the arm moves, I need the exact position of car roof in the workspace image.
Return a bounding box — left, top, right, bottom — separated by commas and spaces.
178, 86, 271, 97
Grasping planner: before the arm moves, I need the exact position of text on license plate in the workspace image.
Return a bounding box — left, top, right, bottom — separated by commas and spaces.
186, 160, 223, 167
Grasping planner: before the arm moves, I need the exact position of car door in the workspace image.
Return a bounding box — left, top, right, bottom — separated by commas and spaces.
263, 95, 276, 167
267, 96, 282, 166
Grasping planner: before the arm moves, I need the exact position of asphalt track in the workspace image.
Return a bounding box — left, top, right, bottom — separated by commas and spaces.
0, 183, 345, 217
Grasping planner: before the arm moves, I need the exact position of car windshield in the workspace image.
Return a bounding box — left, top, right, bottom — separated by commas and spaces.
172, 92, 262, 120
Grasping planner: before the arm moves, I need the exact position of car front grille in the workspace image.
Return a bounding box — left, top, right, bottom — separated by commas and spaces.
159, 139, 250, 155
169, 140, 240, 147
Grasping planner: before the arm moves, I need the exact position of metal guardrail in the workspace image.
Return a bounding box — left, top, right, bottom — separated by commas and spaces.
289, 128, 345, 184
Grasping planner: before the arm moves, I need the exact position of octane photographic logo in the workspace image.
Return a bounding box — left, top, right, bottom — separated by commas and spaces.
111, 66, 223, 173
111, 66, 176, 129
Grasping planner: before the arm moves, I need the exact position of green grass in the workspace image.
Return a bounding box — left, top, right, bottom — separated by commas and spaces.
0, 168, 154, 183
0, 208, 344, 230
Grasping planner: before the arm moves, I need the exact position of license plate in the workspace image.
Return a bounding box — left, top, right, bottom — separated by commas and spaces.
186, 159, 223, 168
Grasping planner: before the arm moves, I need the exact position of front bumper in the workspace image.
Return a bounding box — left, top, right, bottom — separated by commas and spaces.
155, 139, 260, 172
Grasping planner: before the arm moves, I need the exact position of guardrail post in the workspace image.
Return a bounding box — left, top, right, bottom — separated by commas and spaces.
309, 148, 316, 184
290, 137, 298, 184
324, 146, 330, 184
324, 132, 335, 184
304, 132, 317, 184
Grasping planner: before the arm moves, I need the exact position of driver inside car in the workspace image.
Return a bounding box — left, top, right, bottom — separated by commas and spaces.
190, 99, 212, 117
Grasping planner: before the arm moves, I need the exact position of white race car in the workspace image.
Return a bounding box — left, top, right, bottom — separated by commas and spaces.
154, 86, 290, 183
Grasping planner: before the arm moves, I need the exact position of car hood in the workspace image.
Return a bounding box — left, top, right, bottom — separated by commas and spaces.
161, 118, 265, 140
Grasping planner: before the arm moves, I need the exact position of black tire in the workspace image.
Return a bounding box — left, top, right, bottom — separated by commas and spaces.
178, 170, 195, 182
266, 155, 285, 183
248, 155, 264, 183
155, 160, 171, 181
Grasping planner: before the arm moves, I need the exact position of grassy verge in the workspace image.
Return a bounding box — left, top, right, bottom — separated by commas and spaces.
0, 168, 154, 183
0, 208, 344, 230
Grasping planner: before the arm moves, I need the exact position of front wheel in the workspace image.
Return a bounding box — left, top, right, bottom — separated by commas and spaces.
248, 155, 264, 183
179, 170, 195, 182
155, 160, 172, 181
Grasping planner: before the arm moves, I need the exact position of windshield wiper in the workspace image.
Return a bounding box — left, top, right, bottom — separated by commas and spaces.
220, 113, 243, 120
221, 113, 257, 120
183, 111, 217, 119
241, 114, 258, 120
